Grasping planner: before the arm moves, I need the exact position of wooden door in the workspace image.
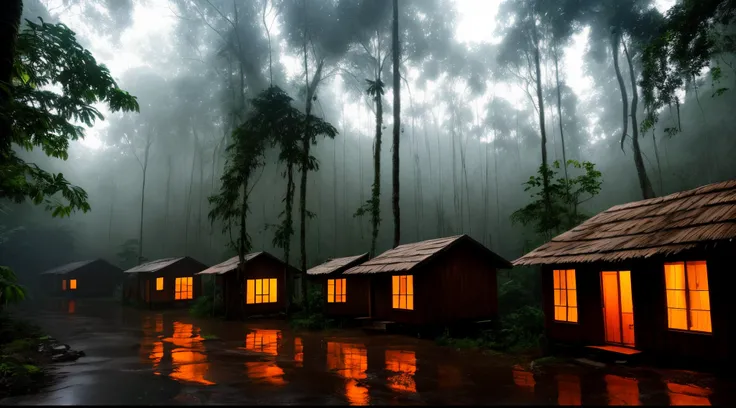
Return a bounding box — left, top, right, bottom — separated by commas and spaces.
601, 271, 635, 346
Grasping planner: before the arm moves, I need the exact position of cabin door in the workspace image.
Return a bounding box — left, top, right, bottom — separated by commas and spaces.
600, 271, 635, 347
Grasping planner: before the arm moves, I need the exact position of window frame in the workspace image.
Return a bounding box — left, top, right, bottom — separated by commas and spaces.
391, 275, 414, 311
69, 279, 77, 290
156, 277, 164, 291
246, 278, 278, 304
174, 277, 193, 300
553, 269, 578, 324
663, 260, 713, 335
327, 278, 347, 303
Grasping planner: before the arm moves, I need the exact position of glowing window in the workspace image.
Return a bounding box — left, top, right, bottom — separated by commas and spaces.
327, 278, 346, 303
553, 269, 578, 322
156, 277, 164, 291
69, 279, 77, 290
664, 261, 712, 333
392, 275, 414, 310
246, 279, 278, 304
62, 279, 67, 291
175, 277, 193, 300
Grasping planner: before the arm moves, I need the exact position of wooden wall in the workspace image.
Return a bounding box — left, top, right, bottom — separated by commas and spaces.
541, 243, 734, 364
222, 255, 292, 319
320, 275, 371, 317
46, 260, 123, 298
127, 257, 206, 308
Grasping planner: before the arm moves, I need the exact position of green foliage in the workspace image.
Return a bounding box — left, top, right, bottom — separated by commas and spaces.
641, 0, 736, 134
0, 266, 28, 310
0, 19, 139, 218
0, 313, 47, 398
288, 285, 333, 331
116, 239, 143, 270
511, 160, 602, 239
189, 295, 224, 318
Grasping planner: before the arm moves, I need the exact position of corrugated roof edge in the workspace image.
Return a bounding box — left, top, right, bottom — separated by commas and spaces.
306, 252, 370, 275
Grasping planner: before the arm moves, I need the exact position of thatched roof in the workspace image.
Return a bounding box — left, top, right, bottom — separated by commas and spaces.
343, 235, 513, 275
306, 253, 369, 276
514, 180, 736, 266
124, 257, 199, 273
196, 252, 286, 275
41, 260, 96, 275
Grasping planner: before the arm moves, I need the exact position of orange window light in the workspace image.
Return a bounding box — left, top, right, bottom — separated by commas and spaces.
327, 278, 346, 303
174, 277, 193, 300
69, 279, 77, 290
156, 277, 164, 291
392, 275, 414, 310
246, 279, 278, 304
62, 279, 67, 291
664, 261, 712, 333
553, 269, 578, 322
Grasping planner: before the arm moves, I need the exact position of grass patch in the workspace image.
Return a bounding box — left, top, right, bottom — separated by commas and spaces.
0, 313, 51, 399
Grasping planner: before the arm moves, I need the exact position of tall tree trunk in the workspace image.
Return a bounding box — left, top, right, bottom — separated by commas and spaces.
391, 0, 401, 248
197, 147, 205, 253
611, 31, 629, 151
138, 138, 152, 264
530, 25, 551, 223
370, 88, 383, 257
108, 180, 116, 246
0, 0, 22, 154
622, 39, 656, 199
164, 156, 172, 251
553, 45, 569, 183
184, 132, 197, 252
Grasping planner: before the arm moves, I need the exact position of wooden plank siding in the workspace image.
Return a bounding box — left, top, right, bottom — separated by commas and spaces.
316, 275, 371, 317
541, 244, 734, 364
221, 255, 292, 319
124, 257, 206, 309
44, 260, 123, 298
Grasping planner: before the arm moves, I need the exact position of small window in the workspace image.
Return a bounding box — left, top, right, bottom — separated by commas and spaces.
62, 279, 67, 291
664, 261, 712, 333
327, 278, 346, 303
70, 279, 77, 290
392, 275, 414, 310
174, 277, 193, 300
553, 269, 578, 323
246, 279, 278, 304
156, 277, 164, 291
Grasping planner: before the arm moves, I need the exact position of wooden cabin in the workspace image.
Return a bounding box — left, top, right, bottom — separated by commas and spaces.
513, 180, 736, 366
196, 252, 300, 320
306, 253, 370, 317
343, 235, 513, 327
123, 257, 207, 308
40, 259, 123, 298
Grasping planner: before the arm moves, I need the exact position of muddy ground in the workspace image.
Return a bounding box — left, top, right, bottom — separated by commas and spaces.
1, 299, 734, 405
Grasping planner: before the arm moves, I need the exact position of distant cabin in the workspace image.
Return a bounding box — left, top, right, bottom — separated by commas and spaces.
513, 179, 736, 366
40, 259, 123, 298
196, 252, 300, 320
123, 257, 207, 308
307, 253, 370, 317
344, 235, 513, 328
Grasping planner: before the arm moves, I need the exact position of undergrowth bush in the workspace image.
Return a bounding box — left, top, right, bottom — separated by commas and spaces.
289, 284, 333, 331
0, 313, 49, 398
189, 295, 224, 318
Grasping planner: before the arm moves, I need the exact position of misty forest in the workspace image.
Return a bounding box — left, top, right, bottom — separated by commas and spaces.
2, 0, 736, 317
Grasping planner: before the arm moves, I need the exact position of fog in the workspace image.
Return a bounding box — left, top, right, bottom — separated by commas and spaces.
2, 0, 735, 292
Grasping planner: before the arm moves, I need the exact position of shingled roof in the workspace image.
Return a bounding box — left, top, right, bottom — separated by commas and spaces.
196, 252, 286, 275
343, 235, 513, 275
306, 253, 369, 276
124, 257, 189, 273
514, 179, 736, 266
40, 259, 97, 275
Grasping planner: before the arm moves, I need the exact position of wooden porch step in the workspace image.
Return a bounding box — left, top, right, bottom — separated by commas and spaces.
361, 320, 395, 332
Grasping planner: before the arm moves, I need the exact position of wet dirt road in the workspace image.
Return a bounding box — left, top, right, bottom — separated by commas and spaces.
2, 299, 735, 405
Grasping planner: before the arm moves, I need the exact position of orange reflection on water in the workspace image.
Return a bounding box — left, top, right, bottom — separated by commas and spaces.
667, 382, 711, 406
245, 361, 286, 386
150, 341, 163, 370
605, 374, 640, 406
557, 374, 581, 406
385, 350, 417, 393
294, 337, 304, 367
513, 364, 536, 390
243, 329, 281, 356
155, 314, 163, 333
160, 321, 214, 386
67, 300, 76, 314
327, 342, 370, 405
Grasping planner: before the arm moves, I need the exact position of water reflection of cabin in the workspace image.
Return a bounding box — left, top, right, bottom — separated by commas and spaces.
513, 180, 736, 366
123, 257, 207, 308
343, 235, 513, 328
40, 259, 123, 298
195, 252, 300, 320
306, 253, 370, 317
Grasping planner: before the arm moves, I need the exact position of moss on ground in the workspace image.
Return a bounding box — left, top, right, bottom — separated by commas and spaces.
0, 313, 52, 399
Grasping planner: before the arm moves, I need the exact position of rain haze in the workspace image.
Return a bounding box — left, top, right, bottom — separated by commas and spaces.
1, 0, 736, 405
